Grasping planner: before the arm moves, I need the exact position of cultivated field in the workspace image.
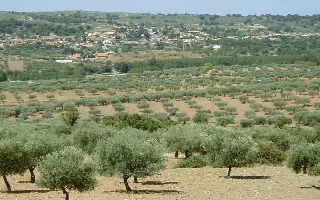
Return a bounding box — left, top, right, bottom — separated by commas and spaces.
1, 64, 320, 126
0, 153, 319, 200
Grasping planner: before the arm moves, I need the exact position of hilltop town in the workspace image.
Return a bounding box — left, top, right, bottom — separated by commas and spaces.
1, 11, 320, 62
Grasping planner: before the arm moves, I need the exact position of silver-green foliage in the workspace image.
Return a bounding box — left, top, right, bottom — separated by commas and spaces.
203, 127, 257, 176
23, 133, 67, 182
37, 147, 97, 198
72, 121, 117, 154
0, 139, 31, 191
137, 101, 150, 109
112, 103, 125, 112
163, 124, 206, 154
95, 130, 165, 191
287, 142, 320, 175
0, 139, 30, 176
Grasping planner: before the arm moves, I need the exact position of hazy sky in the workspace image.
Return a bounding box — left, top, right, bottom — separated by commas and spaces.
1, 0, 319, 15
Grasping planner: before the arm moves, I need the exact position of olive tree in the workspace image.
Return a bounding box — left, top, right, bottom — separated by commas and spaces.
112, 103, 125, 112
238, 95, 249, 104
287, 142, 320, 175
72, 121, 117, 154
192, 112, 209, 123
95, 131, 165, 192
0, 139, 30, 192
24, 133, 66, 183
37, 146, 97, 200
163, 124, 206, 158
203, 128, 257, 176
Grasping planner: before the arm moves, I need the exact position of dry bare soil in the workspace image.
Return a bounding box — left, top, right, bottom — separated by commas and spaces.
0, 153, 320, 200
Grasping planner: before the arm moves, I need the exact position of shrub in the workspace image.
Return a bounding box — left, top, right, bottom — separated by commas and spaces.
62, 110, 80, 126
103, 113, 165, 132
274, 115, 292, 128
175, 156, 208, 168
256, 143, 286, 165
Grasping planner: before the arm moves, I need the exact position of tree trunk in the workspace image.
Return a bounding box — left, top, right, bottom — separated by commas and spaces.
175, 151, 179, 158
185, 148, 192, 159
227, 166, 232, 177
29, 167, 36, 183
133, 176, 138, 183
123, 175, 132, 192
61, 186, 70, 200
3, 175, 12, 192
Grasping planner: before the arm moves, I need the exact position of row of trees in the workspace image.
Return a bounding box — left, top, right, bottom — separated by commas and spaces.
113, 54, 319, 73
1, 109, 320, 199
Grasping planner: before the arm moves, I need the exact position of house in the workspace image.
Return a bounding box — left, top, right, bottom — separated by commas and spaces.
96, 52, 108, 58
72, 53, 82, 59
55, 60, 73, 63
83, 43, 94, 48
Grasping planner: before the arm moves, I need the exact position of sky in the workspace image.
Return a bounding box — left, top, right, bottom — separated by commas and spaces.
1, 0, 319, 16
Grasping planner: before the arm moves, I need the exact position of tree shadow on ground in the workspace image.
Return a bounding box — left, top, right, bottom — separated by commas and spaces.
220, 175, 271, 179
1, 189, 50, 193
141, 181, 180, 185
18, 180, 32, 183
300, 185, 320, 190
107, 189, 182, 194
